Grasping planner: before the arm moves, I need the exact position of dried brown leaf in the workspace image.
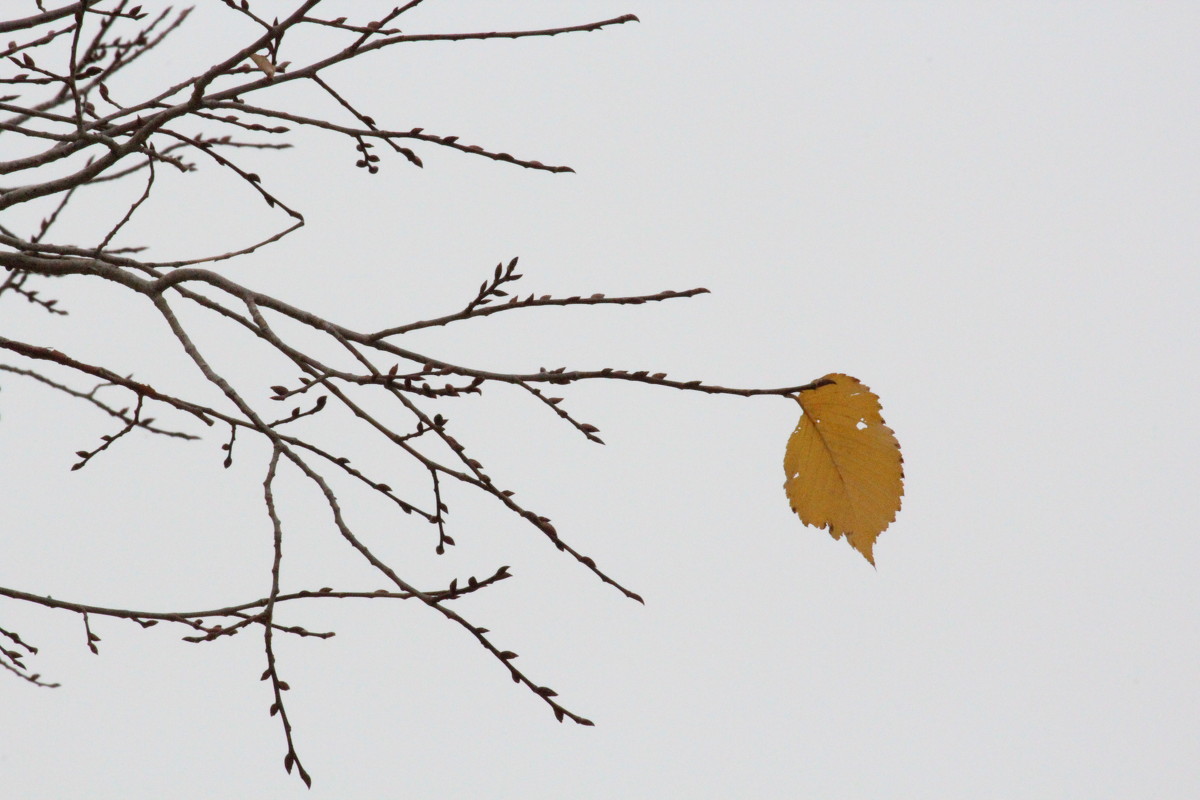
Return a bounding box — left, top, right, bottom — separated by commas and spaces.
782, 373, 903, 564
248, 53, 275, 78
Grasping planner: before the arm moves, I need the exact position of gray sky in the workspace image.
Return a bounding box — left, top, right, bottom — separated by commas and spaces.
2, 2, 1198, 797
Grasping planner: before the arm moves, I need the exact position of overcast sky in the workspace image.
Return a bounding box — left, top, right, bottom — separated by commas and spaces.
2, 2, 1198, 798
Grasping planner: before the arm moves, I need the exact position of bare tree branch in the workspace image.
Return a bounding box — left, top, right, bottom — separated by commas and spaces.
0, 2, 817, 786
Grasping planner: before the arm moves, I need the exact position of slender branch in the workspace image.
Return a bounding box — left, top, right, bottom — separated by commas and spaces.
0, 4, 82, 35
260, 445, 311, 788
0, 334, 217, 425
0, 364, 197, 438
374, 287, 711, 337
0, 566, 514, 624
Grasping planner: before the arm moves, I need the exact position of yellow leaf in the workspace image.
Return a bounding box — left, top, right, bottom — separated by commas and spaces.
783, 374, 903, 565
249, 53, 275, 78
